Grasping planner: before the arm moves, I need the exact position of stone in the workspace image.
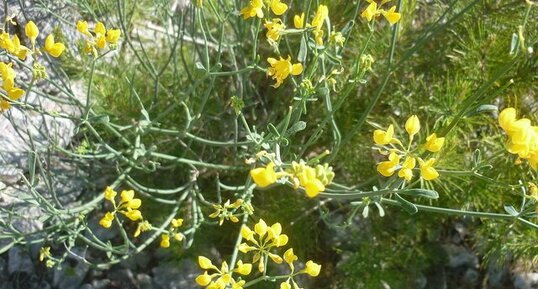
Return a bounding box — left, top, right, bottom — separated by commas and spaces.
513, 272, 538, 289
8, 246, 34, 274
152, 259, 198, 289
53, 261, 90, 289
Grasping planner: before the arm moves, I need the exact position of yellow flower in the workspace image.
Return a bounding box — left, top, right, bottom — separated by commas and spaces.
195, 271, 213, 286
419, 158, 439, 181
425, 133, 445, 152
76, 20, 91, 36
106, 29, 121, 44
160, 234, 170, 248
234, 260, 252, 275
270, 0, 288, 15
297, 166, 325, 198
171, 218, 184, 228
377, 151, 400, 177
304, 260, 321, 277
280, 281, 292, 289
405, 115, 420, 136
124, 209, 142, 221
294, 13, 305, 28
104, 186, 117, 201
94, 22, 106, 36
311, 5, 328, 30
0, 32, 15, 52
264, 19, 286, 43
25, 21, 39, 45
311, 5, 328, 45
241, 225, 255, 241
397, 157, 416, 181
39, 246, 51, 262
3, 82, 25, 101
96, 35, 106, 49
382, 6, 401, 25
373, 124, 395, 145
134, 220, 152, 237
361, 2, 378, 21
198, 256, 216, 269
11, 35, 29, 60
44, 34, 65, 57
267, 56, 303, 88
499, 107, 517, 134
240, 0, 264, 19
250, 162, 278, 188
99, 212, 115, 228
174, 232, 185, 241
330, 32, 346, 47
0, 99, 10, 112
283, 248, 298, 270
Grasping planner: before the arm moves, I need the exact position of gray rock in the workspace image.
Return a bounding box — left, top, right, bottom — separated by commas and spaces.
513, 272, 538, 289
53, 261, 90, 289
442, 244, 479, 268
152, 259, 199, 289
8, 246, 34, 274
107, 268, 136, 288
138, 273, 156, 289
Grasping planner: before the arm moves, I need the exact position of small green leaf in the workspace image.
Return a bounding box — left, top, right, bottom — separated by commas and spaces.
400, 189, 439, 199
503, 205, 519, 217
298, 36, 307, 62
285, 121, 306, 137
267, 123, 280, 137
395, 194, 418, 214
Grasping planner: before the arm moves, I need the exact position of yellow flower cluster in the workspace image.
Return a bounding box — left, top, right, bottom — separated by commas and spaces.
249, 159, 334, 198
361, 0, 401, 25
0, 62, 24, 111
0, 18, 66, 112
195, 256, 252, 289
373, 115, 444, 181
99, 187, 143, 228
267, 56, 303, 88
280, 248, 321, 289
498, 107, 538, 169
0, 20, 65, 60
287, 161, 334, 198
209, 199, 254, 226
39, 246, 55, 268
76, 20, 121, 57
240, 0, 288, 19
160, 217, 185, 248
194, 219, 321, 288
238, 219, 289, 272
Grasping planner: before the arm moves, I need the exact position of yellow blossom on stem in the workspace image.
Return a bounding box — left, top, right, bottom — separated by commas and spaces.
294, 13, 305, 29
134, 220, 152, 237
106, 28, 121, 44
405, 115, 420, 137
498, 107, 538, 169
419, 158, 439, 180
425, 133, 445, 152
39, 246, 51, 262
361, 2, 378, 21
240, 0, 264, 19
44, 34, 65, 57
267, 56, 303, 88
76, 20, 91, 36
373, 124, 395, 145
25, 21, 39, 46
250, 162, 278, 188
104, 186, 117, 201
99, 212, 115, 228
160, 234, 170, 248
377, 151, 401, 177
269, 0, 288, 15
304, 260, 321, 277
398, 157, 416, 181
382, 6, 401, 25
172, 218, 184, 228
195, 256, 249, 289
264, 19, 285, 43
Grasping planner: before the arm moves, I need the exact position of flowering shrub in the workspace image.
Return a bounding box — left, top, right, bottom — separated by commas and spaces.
0, 0, 537, 288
